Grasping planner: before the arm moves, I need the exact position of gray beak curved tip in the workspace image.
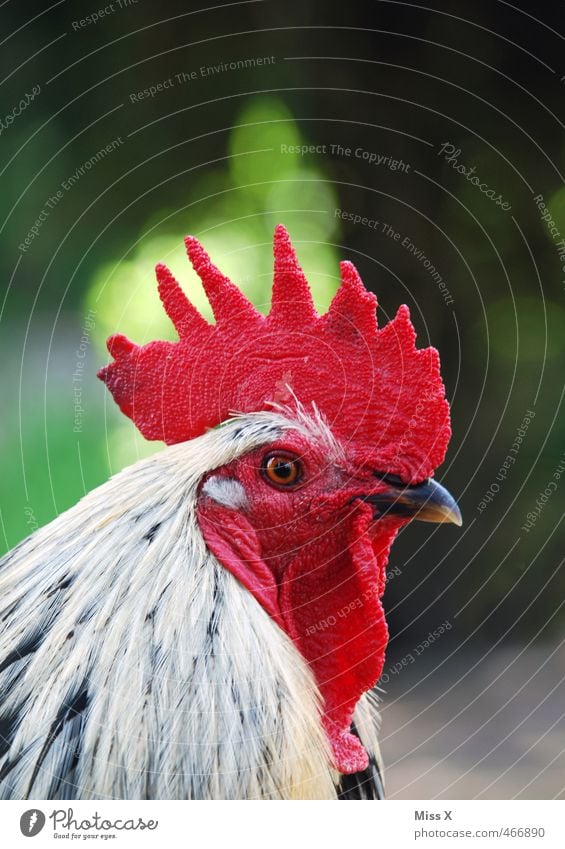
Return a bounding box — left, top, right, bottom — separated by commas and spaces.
408, 478, 463, 526
367, 477, 462, 526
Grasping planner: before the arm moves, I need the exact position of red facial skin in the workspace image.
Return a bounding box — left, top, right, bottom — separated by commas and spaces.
196, 429, 411, 775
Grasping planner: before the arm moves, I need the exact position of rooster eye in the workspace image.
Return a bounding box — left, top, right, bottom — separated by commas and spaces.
262, 453, 303, 488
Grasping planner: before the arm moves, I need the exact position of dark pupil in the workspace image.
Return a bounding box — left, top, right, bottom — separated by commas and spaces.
274, 461, 293, 479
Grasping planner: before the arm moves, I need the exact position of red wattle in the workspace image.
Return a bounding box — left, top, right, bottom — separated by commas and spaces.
277, 506, 392, 774
198, 501, 396, 775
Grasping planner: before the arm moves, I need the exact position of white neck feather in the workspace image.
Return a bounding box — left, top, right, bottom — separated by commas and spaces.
0, 414, 342, 799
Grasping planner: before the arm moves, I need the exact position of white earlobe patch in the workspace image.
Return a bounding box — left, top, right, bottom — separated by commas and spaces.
202, 476, 248, 509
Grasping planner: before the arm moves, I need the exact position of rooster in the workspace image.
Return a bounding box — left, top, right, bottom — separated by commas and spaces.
0, 226, 460, 800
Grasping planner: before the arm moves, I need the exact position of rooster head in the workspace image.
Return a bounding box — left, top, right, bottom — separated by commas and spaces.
98, 225, 461, 774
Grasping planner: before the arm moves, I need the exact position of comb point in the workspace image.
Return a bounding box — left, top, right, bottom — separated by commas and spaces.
387, 304, 417, 347
325, 261, 378, 337
184, 235, 260, 325
270, 224, 316, 326
106, 333, 137, 359
155, 262, 209, 337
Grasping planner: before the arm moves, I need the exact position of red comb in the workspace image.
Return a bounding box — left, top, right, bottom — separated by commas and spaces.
98, 225, 451, 481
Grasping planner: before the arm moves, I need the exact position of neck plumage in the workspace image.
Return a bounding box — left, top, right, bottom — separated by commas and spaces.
0, 435, 336, 799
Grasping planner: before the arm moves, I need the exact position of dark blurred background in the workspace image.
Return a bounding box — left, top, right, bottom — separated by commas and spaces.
1, 0, 564, 797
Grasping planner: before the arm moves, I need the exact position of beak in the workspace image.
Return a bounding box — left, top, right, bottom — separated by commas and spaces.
365, 478, 462, 526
